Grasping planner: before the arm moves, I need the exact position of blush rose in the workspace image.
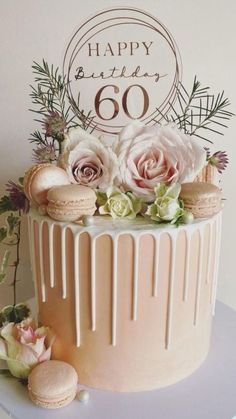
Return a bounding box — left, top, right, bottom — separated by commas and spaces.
116, 122, 206, 201
60, 127, 118, 190
0, 318, 54, 379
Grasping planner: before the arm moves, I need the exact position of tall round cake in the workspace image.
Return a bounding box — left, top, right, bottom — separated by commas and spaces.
28, 209, 222, 391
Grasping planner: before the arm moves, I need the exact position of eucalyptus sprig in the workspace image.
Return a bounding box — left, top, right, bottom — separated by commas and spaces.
158, 76, 234, 143
28, 60, 95, 157
30, 60, 71, 123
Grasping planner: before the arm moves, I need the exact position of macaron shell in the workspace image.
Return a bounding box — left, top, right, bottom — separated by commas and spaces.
47, 184, 97, 203
23, 164, 70, 206
29, 388, 77, 409
47, 184, 97, 222
180, 182, 222, 218
47, 203, 96, 222
28, 360, 78, 410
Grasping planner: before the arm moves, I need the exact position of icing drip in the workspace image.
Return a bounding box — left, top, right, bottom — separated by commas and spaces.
28, 211, 222, 349
61, 227, 67, 299
193, 229, 204, 326
112, 236, 118, 346
74, 233, 81, 347
211, 214, 222, 315
153, 237, 161, 297
48, 223, 55, 288
206, 222, 213, 285
39, 221, 46, 302
28, 217, 39, 312
165, 233, 177, 350
91, 237, 97, 331
132, 236, 140, 321
27, 217, 33, 272
183, 230, 192, 302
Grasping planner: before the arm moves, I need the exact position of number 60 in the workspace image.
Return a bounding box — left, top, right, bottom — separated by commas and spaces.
94, 84, 149, 121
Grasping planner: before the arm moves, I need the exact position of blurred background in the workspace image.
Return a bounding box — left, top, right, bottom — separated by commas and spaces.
0, 0, 235, 309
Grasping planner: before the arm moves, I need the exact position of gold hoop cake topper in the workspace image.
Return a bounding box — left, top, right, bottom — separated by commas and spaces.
63, 7, 182, 136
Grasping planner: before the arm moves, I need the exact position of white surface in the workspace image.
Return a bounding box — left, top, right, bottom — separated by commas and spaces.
0, 301, 236, 419
0, 0, 235, 310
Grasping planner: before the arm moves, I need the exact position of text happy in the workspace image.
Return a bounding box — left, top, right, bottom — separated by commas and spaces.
88, 41, 154, 57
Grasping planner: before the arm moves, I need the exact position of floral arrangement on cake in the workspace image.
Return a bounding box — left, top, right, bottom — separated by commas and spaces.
0, 60, 233, 381
18, 62, 231, 223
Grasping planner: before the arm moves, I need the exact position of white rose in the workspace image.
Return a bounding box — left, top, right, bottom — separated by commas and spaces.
146, 183, 184, 223
59, 127, 118, 190
116, 122, 206, 201
97, 186, 142, 219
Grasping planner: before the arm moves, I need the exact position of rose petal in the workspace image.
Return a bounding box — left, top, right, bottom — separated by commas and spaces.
0, 338, 7, 360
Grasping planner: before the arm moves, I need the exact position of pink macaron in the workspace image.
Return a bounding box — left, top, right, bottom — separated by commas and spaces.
47, 184, 97, 222
23, 164, 70, 206
28, 360, 78, 409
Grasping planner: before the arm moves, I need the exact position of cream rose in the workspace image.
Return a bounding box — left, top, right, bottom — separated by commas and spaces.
60, 127, 118, 190
97, 186, 142, 219
116, 122, 206, 201
0, 318, 54, 379
146, 183, 184, 223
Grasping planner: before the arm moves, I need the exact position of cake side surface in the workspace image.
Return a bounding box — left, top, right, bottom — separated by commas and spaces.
28, 210, 222, 391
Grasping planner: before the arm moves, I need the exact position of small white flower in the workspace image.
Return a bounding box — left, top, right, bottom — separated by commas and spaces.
97, 186, 142, 220
146, 183, 184, 224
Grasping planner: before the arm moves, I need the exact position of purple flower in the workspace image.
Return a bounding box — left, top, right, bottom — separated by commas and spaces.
208, 151, 229, 173
33, 143, 57, 163
6, 181, 30, 213
44, 112, 66, 138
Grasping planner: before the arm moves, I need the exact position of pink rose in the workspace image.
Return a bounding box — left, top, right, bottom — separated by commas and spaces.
60, 127, 118, 190
116, 122, 206, 201
0, 318, 54, 378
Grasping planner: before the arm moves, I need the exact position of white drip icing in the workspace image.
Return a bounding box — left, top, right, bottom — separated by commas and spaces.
91, 237, 97, 332
132, 235, 140, 321
48, 223, 55, 288
183, 230, 192, 302
165, 233, 177, 350
74, 233, 81, 347
28, 211, 222, 348
193, 228, 204, 326
112, 236, 119, 346
61, 227, 67, 299
28, 217, 39, 314
39, 221, 46, 302
206, 222, 213, 285
27, 217, 33, 272
153, 236, 161, 297
211, 214, 222, 314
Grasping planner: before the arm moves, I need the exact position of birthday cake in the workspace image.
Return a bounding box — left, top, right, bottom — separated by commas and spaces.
0, 6, 233, 404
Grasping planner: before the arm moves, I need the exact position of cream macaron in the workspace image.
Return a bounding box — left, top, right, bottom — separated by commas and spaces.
47, 184, 97, 222
180, 182, 222, 218
28, 360, 78, 409
23, 164, 70, 206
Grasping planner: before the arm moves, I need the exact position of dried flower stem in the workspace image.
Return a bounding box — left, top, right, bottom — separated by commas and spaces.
12, 210, 21, 306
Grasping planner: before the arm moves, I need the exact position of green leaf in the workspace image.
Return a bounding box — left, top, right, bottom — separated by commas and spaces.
0, 250, 11, 284
14, 304, 30, 323
0, 196, 14, 214
0, 312, 3, 327
1, 305, 15, 323
0, 274, 6, 284
96, 191, 107, 207
7, 214, 19, 236
0, 304, 30, 326
0, 227, 7, 243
